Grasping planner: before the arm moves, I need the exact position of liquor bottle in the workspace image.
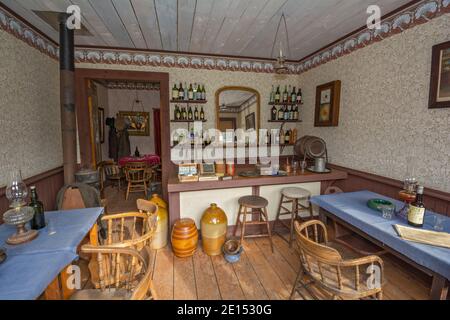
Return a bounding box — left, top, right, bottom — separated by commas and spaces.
284, 105, 289, 120
288, 105, 293, 120
201, 85, 206, 100
178, 82, 184, 100
172, 84, 178, 100
174, 105, 178, 120
278, 106, 284, 120
271, 105, 277, 121
285, 130, 291, 145
297, 88, 303, 104
408, 186, 425, 228
182, 107, 187, 120
188, 106, 193, 120
291, 128, 298, 144
293, 105, 299, 120
275, 86, 280, 103
30, 186, 45, 230
188, 84, 194, 100
269, 85, 275, 104
184, 82, 188, 101
287, 85, 292, 103
194, 106, 199, 120
283, 85, 288, 103
200, 107, 205, 120
291, 86, 297, 103
176, 105, 181, 120
197, 84, 202, 100
280, 129, 285, 145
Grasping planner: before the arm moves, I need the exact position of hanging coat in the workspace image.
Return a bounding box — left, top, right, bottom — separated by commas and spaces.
117, 129, 131, 160
106, 118, 118, 161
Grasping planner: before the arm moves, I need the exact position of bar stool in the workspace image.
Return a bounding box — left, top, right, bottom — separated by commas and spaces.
233, 195, 274, 253
273, 187, 314, 247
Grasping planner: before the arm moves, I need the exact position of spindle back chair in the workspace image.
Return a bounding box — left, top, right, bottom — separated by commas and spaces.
291, 220, 384, 300
125, 162, 148, 200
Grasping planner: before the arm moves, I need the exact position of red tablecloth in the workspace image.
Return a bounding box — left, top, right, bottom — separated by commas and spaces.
119, 154, 161, 167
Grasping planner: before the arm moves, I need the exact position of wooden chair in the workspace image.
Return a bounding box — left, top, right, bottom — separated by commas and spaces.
136, 199, 158, 217
124, 162, 149, 200
98, 160, 124, 193
71, 245, 157, 300
291, 220, 384, 300
88, 211, 157, 288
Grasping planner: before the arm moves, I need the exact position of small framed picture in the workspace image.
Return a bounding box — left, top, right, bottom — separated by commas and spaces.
315, 80, 341, 127
429, 40, 450, 109
245, 112, 256, 131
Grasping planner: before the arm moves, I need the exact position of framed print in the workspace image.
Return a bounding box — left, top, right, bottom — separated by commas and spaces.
429, 40, 450, 109
98, 107, 105, 143
118, 111, 150, 136
245, 112, 256, 131
315, 80, 341, 127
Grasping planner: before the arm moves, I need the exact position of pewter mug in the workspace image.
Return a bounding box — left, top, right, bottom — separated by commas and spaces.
314, 157, 326, 172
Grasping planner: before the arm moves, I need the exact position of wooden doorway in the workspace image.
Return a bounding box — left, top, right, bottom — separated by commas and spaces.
75, 69, 172, 200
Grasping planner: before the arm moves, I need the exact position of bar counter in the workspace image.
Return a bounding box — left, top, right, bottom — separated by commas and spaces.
168, 169, 348, 228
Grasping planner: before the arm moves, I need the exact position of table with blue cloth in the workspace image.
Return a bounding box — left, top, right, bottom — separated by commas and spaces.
0, 207, 103, 300
310, 191, 450, 300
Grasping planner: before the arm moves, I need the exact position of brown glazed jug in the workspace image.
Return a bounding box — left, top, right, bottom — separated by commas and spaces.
171, 218, 198, 258
201, 203, 228, 256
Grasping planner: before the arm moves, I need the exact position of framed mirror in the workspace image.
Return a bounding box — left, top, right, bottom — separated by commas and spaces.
215, 87, 260, 134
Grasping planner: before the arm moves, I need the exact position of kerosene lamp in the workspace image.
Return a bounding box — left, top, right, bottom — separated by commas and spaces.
2, 170, 38, 245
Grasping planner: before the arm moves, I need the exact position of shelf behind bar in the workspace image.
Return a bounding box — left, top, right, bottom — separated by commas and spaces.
171, 119, 207, 123
170, 99, 208, 104
268, 102, 303, 106
268, 120, 302, 123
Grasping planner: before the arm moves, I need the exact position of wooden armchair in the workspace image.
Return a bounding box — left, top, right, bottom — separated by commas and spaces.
125, 162, 148, 200
98, 160, 124, 192
71, 245, 156, 300
291, 220, 384, 300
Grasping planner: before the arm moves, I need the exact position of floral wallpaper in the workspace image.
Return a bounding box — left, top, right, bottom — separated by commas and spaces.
298, 14, 450, 193
0, 29, 61, 185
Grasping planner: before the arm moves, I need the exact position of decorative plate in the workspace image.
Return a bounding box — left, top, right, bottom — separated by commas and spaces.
367, 199, 395, 212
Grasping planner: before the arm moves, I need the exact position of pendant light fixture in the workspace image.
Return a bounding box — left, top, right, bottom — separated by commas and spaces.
272, 13, 291, 74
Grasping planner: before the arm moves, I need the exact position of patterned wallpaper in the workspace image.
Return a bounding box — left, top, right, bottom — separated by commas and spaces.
0, 29, 61, 186
298, 14, 450, 192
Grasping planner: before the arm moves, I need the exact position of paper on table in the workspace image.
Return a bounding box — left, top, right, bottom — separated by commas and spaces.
394, 224, 450, 249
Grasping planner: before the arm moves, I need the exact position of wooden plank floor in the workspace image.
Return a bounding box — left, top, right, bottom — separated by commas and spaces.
100, 186, 433, 300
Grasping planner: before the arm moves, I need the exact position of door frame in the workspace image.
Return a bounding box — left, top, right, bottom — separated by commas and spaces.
75, 68, 172, 200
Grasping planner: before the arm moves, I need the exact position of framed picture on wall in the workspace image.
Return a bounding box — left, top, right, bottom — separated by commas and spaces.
245, 113, 256, 131
118, 111, 150, 136
314, 80, 341, 127
429, 40, 450, 109
98, 107, 105, 143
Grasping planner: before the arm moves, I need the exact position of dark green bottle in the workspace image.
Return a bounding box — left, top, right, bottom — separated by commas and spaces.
30, 186, 46, 230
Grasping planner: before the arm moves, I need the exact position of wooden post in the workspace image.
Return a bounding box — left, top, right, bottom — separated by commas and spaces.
59, 13, 77, 184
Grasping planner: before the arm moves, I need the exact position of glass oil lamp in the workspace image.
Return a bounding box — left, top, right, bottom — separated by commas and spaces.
3, 170, 38, 245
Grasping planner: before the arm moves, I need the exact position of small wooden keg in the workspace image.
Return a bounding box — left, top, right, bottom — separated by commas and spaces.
171, 218, 198, 258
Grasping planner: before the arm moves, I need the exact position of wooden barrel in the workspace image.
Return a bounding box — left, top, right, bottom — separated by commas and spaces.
171, 218, 198, 258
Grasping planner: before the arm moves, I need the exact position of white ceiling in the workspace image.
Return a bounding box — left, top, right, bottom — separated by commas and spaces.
220, 90, 255, 107
1, 0, 412, 60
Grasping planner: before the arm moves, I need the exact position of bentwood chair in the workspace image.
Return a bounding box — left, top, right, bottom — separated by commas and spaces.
88, 211, 157, 289
71, 245, 157, 300
98, 160, 124, 193
291, 220, 384, 300
125, 162, 149, 200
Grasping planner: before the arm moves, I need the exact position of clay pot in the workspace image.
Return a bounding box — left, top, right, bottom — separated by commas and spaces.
201, 204, 228, 256
171, 218, 198, 258
149, 194, 168, 250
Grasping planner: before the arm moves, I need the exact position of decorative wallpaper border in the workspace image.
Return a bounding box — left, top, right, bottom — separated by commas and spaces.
0, 0, 448, 74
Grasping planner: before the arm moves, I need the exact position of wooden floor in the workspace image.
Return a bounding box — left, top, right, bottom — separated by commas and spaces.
98, 186, 433, 300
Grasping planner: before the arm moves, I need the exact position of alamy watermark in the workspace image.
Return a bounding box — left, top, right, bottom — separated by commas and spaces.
66, 5, 81, 30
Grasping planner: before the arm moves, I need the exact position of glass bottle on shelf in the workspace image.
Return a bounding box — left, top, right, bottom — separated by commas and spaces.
294, 105, 299, 120
188, 84, 194, 100
288, 105, 293, 120
182, 107, 187, 120
200, 107, 205, 121
188, 106, 193, 120
285, 130, 291, 145
176, 105, 181, 120
174, 105, 178, 120
201, 85, 206, 101
194, 106, 199, 120
269, 85, 275, 104
287, 85, 292, 103
283, 85, 288, 102
271, 105, 277, 121
178, 83, 184, 100
172, 84, 178, 100
30, 186, 45, 230
280, 129, 285, 145
284, 106, 289, 120
275, 86, 280, 103
196, 84, 202, 100
297, 88, 302, 104
291, 86, 297, 103
278, 106, 284, 120
183, 82, 188, 101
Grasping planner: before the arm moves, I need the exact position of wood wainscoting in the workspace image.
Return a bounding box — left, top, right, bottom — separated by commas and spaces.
329, 164, 450, 216
0, 167, 64, 223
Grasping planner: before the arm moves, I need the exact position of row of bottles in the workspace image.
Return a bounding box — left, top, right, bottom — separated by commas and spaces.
261, 128, 298, 145
174, 105, 205, 121
271, 105, 300, 121
172, 83, 207, 101
270, 85, 302, 104
173, 128, 213, 146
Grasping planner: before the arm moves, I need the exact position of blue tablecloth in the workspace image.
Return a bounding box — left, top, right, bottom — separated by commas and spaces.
311, 191, 450, 280
0, 207, 103, 300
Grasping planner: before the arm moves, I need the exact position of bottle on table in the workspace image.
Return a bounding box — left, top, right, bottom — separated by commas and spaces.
172, 84, 178, 100
30, 186, 45, 230
408, 186, 425, 228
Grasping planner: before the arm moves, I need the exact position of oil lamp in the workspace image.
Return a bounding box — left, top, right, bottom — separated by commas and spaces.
3, 170, 38, 245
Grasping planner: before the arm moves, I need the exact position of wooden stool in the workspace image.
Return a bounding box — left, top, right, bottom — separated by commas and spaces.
273, 187, 314, 247
233, 195, 274, 253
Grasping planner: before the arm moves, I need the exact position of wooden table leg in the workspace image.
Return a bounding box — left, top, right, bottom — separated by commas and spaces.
43, 265, 74, 300
430, 274, 449, 300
